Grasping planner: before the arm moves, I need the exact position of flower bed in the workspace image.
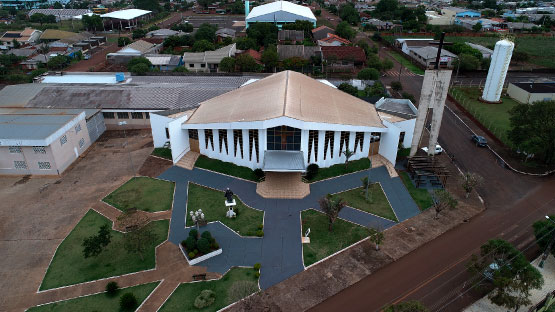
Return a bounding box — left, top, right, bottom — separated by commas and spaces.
180, 229, 222, 265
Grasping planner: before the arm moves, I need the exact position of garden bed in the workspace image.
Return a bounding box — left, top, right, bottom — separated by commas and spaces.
399, 172, 433, 211
151, 147, 172, 160
305, 158, 371, 182
103, 176, 175, 212
330, 184, 398, 221
180, 229, 222, 265
195, 155, 261, 182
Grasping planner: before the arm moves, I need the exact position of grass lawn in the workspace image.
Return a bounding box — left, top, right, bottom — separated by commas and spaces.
388, 51, 425, 75
152, 147, 172, 160
195, 155, 259, 182
103, 177, 175, 212
330, 184, 398, 221
40, 210, 169, 290
159, 267, 259, 312
301, 209, 370, 266
307, 158, 371, 182
186, 183, 264, 236
399, 172, 433, 211
450, 87, 518, 146
28, 282, 159, 312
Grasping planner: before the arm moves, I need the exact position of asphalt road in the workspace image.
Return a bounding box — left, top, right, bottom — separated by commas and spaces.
311, 47, 555, 312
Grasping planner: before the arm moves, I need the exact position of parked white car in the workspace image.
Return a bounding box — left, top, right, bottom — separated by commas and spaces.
421, 144, 443, 155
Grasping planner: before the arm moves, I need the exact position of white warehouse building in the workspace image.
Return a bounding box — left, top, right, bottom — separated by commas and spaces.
151, 71, 415, 172
245, 0, 316, 29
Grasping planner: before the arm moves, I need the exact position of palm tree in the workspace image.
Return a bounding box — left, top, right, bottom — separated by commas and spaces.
342, 148, 354, 169
319, 194, 347, 231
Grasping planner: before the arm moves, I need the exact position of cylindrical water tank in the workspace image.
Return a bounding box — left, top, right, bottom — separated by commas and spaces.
481, 39, 514, 102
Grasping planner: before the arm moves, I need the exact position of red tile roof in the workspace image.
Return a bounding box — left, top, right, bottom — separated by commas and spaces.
321, 46, 366, 63
240, 49, 262, 64
318, 33, 351, 45
311, 25, 334, 33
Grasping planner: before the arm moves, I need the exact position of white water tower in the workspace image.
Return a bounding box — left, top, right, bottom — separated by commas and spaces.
481, 39, 514, 103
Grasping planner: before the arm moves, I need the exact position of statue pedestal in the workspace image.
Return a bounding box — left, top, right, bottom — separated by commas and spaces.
301, 237, 310, 244
224, 199, 236, 207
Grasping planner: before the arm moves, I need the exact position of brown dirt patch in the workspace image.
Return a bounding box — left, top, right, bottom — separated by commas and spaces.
138, 156, 173, 178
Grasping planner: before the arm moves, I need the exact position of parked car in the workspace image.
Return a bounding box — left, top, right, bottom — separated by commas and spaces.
421, 144, 443, 155
471, 135, 488, 147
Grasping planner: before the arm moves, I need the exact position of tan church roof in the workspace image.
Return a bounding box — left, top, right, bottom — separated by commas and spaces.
185, 71, 385, 128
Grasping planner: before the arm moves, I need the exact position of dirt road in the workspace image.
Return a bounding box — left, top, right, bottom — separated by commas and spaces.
65, 42, 120, 72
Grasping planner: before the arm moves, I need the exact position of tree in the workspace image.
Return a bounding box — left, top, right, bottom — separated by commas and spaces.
192, 39, 215, 52
318, 194, 347, 231
461, 172, 482, 198
453, 53, 480, 72
508, 100, 555, 164
219, 57, 236, 73
234, 37, 258, 50
391, 81, 403, 91
342, 148, 354, 169
12, 38, 21, 49
194, 23, 217, 42
127, 57, 152, 75
338, 83, 358, 96
366, 53, 382, 71
123, 223, 156, 260
117, 37, 131, 47
231, 0, 244, 14
467, 239, 544, 311
339, 3, 359, 25
82, 14, 103, 31
105, 281, 119, 297
132, 28, 147, 39
366, 83, 386, 97
197, 0, 212, 8
120, 293, 138, 311
246, 22, 278, 47
335, 21, 355, 40
82, 224, 112, 258
432, 189, 457, 219
282, 57, 308, 71
533, 216, 555, 257
357, 68, 379, 80
53, 1, 63, 9
171, 23, 193, 32
30, 13, 47, 25
314, 9, 321, 16
381, 58, 394, 71
228, 280, 259, 303
384, 301, 428, 312
261, 45, 279, 72
235, 54, 259, 72
376, 0, 399, 13
134, 0, 160, 12
282, 20, 314, 37
472, 22, 483, 32
47, 55, 70, 70
367, 225, 385, 250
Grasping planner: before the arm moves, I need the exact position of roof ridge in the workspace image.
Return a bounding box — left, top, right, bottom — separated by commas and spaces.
283, 71, 289, 116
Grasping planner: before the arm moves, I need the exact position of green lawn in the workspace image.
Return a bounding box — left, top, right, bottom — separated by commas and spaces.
40, 210, 169, 290
399, 172, 433, 211
159, 268, 259, 312
388, 51, 425, 75
186, 183, 264, 236
28, 282, 159, 312
330, 184, 398, 221
301, 209, 370, 266
195, 155, 259, 182
307, 158, 371, 182
450, 87, 518, 146
103, 177, 175, 212
152, 147, 172, 160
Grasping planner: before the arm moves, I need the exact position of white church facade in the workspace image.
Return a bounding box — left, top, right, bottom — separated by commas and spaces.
150, 71, 415, 172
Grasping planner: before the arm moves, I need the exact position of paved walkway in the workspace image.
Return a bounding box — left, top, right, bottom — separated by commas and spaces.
158, 165, 420, 290
256, 172, 310, 199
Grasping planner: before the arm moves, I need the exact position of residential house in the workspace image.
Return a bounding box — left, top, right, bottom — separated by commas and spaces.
426, 11, 455, 25
182, 43, 237, 72
278, 30, 304, 44
409, 46, 457, 68
0, 28, 42, 48
311, 25, 335, 41
277, 45, 322, 61
442, 7, 481, 18
364, 18, 395, 30
465, 42, 493, 58
238, 49, 262, 64
321, 46, 366, 71
106, 40, 161, 64
28, 9, 91, 21
215, 28, 236, 43
146, 28, 181, 39
145, 54, 182, 71
318, 33, 351, 46
394, 38, 434, 55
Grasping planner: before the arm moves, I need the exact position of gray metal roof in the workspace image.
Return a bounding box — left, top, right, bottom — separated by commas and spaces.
0, 114, 76, 141
375, 98, 416, 118
0, 107, 100, 119
262, 150, 305, 172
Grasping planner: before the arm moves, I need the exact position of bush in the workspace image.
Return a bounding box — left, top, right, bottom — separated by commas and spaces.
119, 293, 138, 311
254, 271, 260, 278
188, 251, 195, 258
357, 68, 379, 80
197, 237, 210, 254
391, 81, 403, 91
129, 63, 149, 75
306, 164, 319, 180
211, 242, 219, 249
189, 228, 198, 239
184, 236, 196, 251
401, 92, 415, 102
256, 230, 264, 237
172, 66, 188, 72
233, 206, 239, 217
257, 224, 263, 230
254, 168, 265, 180
194, 289, 216, 309
254, 263, 261, 270
105, 281, 119, 297
338, 83, 358, 96
117, 37, 131, 47
201, 231, 212, 240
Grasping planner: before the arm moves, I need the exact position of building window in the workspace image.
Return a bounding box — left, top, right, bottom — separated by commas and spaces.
79, 138, 85, 148
233, 130, 243, 158
266, 126, 301, 151
248, 129, 259, 162
103, 112, 115, 119
354, 132, 364, 152
145, 112, 150, 119
117, 112, 129, 119
165, 128, 170, 139
218, 130, 228, 154
60, 135, 67, 146
308, 130, 318, 162
38, 161, 51, 170
323, 131, 334, 160
188, 129, 198, 140
33, 146, 46, 154
339, 131, 350, 156
189, 64, 194, 68
201, 63, 206, 68
9, 146, 22, 154
75, 123, 81, 133
204, 129, 214, 150
131, 112, 143, 119
14, 160, 27, 169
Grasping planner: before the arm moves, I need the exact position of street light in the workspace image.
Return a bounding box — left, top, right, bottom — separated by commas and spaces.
118, 121, 135, 176
539, 216, 555, 268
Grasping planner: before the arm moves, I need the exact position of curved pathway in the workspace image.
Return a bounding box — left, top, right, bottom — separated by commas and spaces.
159, 165, 420, 290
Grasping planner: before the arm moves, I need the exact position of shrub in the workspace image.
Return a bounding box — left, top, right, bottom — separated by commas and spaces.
188, 251, 196, 258
119, 293, 138, 311
117, 37, 131, 47
357, 68, 379, 80
254, 263, 261, 270
254, 271, 260, 278
189, 228, 198, 239
233, 206, 239, 217
173, 66, 188, 72
256, 230, 264, 237
401, 92, 415, 103
254, 168, 265, 180
201, 231, 212, 240
257, 224, 263, 230
391, 81, 403, 91
184, 236, 197, 251
105, 281, 119, 297
211, 242, 219, 249
306, 163, 319, 180
129, 63, 149, 75
197, 237, 211, 254
194, 290, 216, 309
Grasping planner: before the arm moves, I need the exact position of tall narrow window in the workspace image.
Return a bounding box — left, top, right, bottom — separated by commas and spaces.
188, 129, 198, 140
248, 129, 259, 162
218, 130, 228, 154
308, 130, 318, 162
233, 130, 243, 158
339, 131, 350, 156
204, 129, 214, 150
323, 131, 334, 160
354, 132, 364, 152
